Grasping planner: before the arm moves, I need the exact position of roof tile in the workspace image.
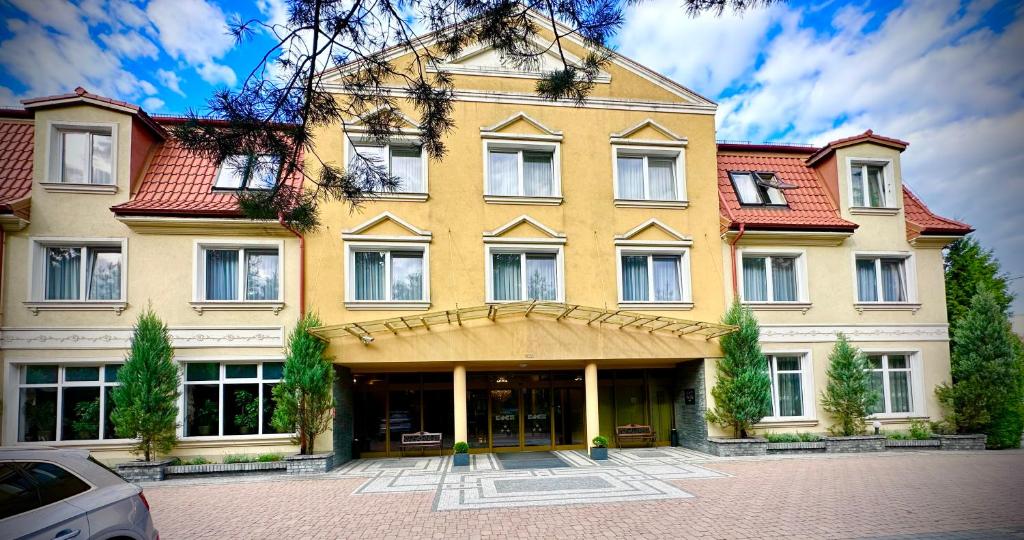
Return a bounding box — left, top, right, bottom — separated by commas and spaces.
0, 119, 34, 215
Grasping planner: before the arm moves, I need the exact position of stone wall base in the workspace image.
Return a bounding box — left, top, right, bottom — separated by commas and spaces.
116, 459, 174, 483
285, 452, 335, 474
707, 437, 768, 457
885, 439, 941, 450
934, 434, 987, 451
825, 435, 886, 453
767, 441, 826, 454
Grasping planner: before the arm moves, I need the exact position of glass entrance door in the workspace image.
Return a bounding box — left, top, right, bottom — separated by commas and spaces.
490, 388, 519, 448
523, 388, 551, 447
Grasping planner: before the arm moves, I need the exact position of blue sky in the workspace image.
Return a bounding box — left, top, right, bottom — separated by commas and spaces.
1, 0, 1022, 310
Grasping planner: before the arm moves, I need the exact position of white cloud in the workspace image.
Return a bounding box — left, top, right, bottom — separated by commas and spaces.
100, 31, 159, 59
146, 0, 237, 86
156, 68, 185, 96
142, 96, 165, 111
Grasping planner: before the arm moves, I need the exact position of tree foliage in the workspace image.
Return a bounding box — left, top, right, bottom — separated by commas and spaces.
820, 334, 877, 436
272, 313, 336, 454
173, 0, 775, 232
111, 308, 181, 461
944, 236, 1014, 342
936, 286, 1024, 448
706, 301, 772, 438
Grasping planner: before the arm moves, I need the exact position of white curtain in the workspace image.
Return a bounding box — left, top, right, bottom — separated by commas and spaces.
354, 251, 385, 300
390, 252, 423, 301
652, 256, 681, 301
523, 152, 553, 196
390, 147, 422, 192
90, 133, 113, 184
245, 249, 278, 301
887, 355, 911, 413
621, 256, 648, 301
616, 157, 644, 199
46, 247, 81, 300
206, 249, 239, 300
488, 151, 518, 195
771, 257, 797, 302
86, 248, 121, 300
774, 357, 803, 417
492, 254, 521, 300
648, 159, 675, 200
731, 173, 762, 204
880, 259, 906, 302
867, 165, 885, 207
742, 257, 768, 302
851, 166, 864, 206
856, 259, 878, 302
525, 254, 556, 300
61, 132, 88, 183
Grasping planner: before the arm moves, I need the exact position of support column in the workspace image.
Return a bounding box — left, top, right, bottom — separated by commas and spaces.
585, 362, 599, 449
453, 364, 468, 444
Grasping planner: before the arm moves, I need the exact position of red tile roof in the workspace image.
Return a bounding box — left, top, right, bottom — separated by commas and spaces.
718, 151, 858, 232
902, 186, 973, 239
0, 119, 34, 216
806, 129, 909, 166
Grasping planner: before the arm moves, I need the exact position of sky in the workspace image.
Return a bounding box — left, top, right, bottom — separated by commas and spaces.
0, 0, 1022, 310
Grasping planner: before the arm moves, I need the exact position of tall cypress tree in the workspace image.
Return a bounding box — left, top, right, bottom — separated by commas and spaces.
944, 236, 1014, 342
706, 301, 772, 438
272, 313, 335, 454
111, 308, 181, 461
820, 334, 877, 436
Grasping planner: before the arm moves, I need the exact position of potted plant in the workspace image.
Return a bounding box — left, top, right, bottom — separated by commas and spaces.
72, 398, 100, 440
590, 435, 609, 460
195, 400, 218, 436
452, 441, 470, 466
233, 390, 259, 435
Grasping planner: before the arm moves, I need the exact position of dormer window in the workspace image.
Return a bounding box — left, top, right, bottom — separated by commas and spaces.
214, 155, 280, 190
57, 128, 113, 185
729, 172, 787, 206
850, 161, 895, 208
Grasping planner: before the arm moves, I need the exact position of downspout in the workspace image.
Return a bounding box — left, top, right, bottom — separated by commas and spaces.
278, 213, 305, 317
729, 223, 746, 298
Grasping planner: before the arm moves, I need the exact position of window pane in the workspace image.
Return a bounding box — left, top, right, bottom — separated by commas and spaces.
61, 131, 89, 183
616, 156, 644, 199
62, 387, 100, 440
741, 257, 768, 302
775, 356, 801, 371
214, 155, 247, 189
391, 252, 424, 301
103, 387, 116, 439
0, 463, 41, 519
776, 372, 803, 417
523, 152, 553, 196
91, 133, 113, 184
226, 364, 257, 379
856, 259, 878, 302
245, 249, 279, 301
525, 254, 557, 300
771, 257, 798, 302
225, 384, 259, 435
867, 371, 885, 414
889, 371, 911, 413
492, 253, 522, 301
648, 158, 675, 200
263, 362, 284, 380
19, 388, 57, 442
205, 249, 239, 300
186, 362, 219, 382
45, 247, 82, 300
262, 382, 280, 434
23, 365, 58, 385
652, 256, 682, 301
86, 248, 121, 300
731, 173, 762, 204
888, 355, 908, 369
880, 259, 907, 302
621, 255, 649, 302
488, 151, 518, 195
390, 147, 422, 192
104, 364, 122, 383
354, 251, 385, 301
21, 462, 90, 507
867, 356, 883, 369
247, 155, 279, 189
352, 144, 385, 166
65, 366, 99, 382
867, 165, 885, 207
852, 166, 865, 206
185, 383, 219, 436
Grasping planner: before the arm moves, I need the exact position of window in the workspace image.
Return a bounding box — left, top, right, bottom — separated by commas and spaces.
350, 248, 425, 302
39, 244, 123, 301
184, 362, 285, 437
485, 145, 557, 198
16, 364, 122, 442
618, 250, 691, 305
351, 144, 424, 193
729, 172, 787, 205
214, 154, 280, 190
58, 128, 112, 184
198, 245, 280, 302
616, 153, 681, 201
488, 250, 560, 302
856, 256, 910, 303
867, 354, 913, 415
741, 254, 802, 303
766, 355, 807, 418
0, 462, 90, 519
849, 161, 893, 208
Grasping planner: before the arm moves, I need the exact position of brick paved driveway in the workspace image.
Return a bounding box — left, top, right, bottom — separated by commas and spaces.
144, 451, 1024, 539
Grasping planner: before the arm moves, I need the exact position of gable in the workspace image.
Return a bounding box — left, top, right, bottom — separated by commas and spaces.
345, 106, 421, 133
431, 35, 612, 84
484, 215, 565, 241
615, 218, 691, 245
343, 211, 431, 239
611, 119, 686, 146
481, 112, 562, 139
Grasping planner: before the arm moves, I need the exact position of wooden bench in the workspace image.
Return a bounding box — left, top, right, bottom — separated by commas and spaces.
615, 424, 656, 448
399, 431, 443, 456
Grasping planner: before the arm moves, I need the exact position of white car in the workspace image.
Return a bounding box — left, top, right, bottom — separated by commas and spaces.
0, 446, 158, 540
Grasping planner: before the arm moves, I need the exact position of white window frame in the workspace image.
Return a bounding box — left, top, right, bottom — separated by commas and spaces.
728, 171, 787, 206
192, 239, 285, 313
863, 350, 924, 418
25, 238, 128, 314
344, 136, 429, 200
44, 121, 118, 189
615, 246, 693, 309
737, 249, 810, 306
852, 251, 918, 308
484, 243, 565, 303
179, 360, 288, 439
612, 144, 687, 206
344, 241, 430, 309
11, 361, 129, 445
846, 157, 897, 209
762, 351, 816, 422
482, 139, 562, 204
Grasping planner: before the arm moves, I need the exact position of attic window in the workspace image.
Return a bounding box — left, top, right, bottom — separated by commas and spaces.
214, 155, 280, 190
729, 171, 788, 206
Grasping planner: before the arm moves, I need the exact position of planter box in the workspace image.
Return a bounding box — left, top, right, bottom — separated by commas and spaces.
165, 461, 286, 476
590, 447, 609, 460
885, 439, 940, 450
766, 441, 826, 454
452, 453, 470, 467
707, 437, 767, 457
825, 435, 885, 453
933, 434, 987, 451
116, 459, 174, 483
285, 452, 335, 475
